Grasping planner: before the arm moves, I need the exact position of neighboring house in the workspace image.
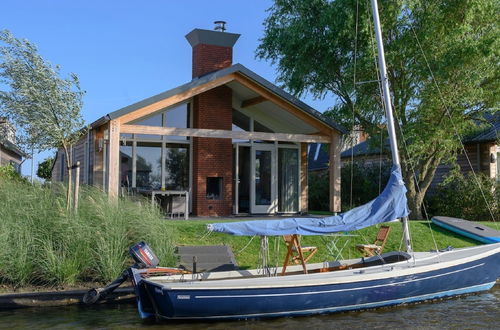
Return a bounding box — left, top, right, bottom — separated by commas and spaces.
0, 117, 24, 173
51, 27, 345, 216
432, 112, 499, 189
309, 112, 499, 191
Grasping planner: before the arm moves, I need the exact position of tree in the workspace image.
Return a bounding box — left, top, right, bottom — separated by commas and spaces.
0, 30, 85, 207
257, 0, 499, 218
37, 156, 54, 180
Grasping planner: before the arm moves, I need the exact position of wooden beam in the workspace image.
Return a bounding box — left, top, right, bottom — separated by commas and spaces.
121, 124, 332, 144
241, 95, 267, 108
329, 132, 341, 213
107, 119, 120, 197
118, 74, 238, 124
233, 74, 334, 135
300, 143, 308, 214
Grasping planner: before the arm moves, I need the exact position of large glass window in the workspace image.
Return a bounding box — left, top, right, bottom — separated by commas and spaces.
278, 148, 299, 213
119, 103, 191, 192
164, 145, 189, 190
119, 142, 133, 189
136, 142, 162, 190
134, 113, 163, 140
165, 104, 189, 141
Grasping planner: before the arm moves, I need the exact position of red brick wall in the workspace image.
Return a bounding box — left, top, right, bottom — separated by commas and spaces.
192, 85, 233, 216
192, 44, 232, 78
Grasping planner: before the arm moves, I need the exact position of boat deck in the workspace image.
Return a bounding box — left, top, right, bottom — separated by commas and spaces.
143, 244, 500, 290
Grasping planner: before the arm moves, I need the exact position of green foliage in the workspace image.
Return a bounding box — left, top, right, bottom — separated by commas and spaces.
308, 171, 330, 211
36, 156, 54, 180
427, 170, 499, 221
341, 161, 391, 210
0, 164, 26, 182
308, 161, 391, 211
0, 178, 176, 286
257, 0, 500, 218
0, 29, 85, 171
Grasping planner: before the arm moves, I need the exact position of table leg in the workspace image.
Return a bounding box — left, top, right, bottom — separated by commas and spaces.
184, 192, 189, 220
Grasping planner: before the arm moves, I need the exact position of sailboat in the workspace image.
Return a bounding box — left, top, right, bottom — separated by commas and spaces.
129, 0, 500, 320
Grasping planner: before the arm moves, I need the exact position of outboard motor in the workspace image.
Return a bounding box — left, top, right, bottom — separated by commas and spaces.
129, 241, 160, 268
83, 241, 159, 305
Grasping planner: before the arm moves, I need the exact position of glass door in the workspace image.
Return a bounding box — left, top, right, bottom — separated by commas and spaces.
278, 148, 299, 213
251, 145, 277, 213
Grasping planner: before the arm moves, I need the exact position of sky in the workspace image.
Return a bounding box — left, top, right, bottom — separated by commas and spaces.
1, 0, 333, 177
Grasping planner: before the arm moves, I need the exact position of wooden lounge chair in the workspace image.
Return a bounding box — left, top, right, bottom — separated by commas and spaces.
356, 225, 391, 257
281, 234, 318, 275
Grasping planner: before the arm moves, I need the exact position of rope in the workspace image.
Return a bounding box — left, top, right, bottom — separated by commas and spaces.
234, 235, 257, 255
409, 24, 497, 225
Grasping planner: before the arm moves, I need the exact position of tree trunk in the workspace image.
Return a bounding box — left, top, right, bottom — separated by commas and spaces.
62, 144, 72, 211
402, 154, 443, 220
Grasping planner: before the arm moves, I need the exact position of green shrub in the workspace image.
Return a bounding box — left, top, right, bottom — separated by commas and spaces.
0, 178, 176, 286
427, 170, 499, 221
0, 164, 27, 182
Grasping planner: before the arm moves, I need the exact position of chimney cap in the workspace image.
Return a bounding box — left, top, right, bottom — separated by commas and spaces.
214, 21, 227, 32
186, 28, 240, 48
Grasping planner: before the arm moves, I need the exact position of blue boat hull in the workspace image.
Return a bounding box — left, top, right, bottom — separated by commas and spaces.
133, 250, 500, 320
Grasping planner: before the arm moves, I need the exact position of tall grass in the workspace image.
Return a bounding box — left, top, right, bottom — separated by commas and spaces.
0, 177, 176, 287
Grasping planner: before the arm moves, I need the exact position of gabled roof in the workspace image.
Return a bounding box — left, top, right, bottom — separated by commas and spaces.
465, 112, 499, 143
90, 64, 346, 134
0, 139, 25, 158
341, 139, 390, 158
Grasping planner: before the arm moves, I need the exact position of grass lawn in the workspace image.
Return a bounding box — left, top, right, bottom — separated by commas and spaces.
163, 219, 499, 269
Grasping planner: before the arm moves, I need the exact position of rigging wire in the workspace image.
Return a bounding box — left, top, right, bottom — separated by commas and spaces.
349, 0, 360, 210
408, 24, 498, 227
362, 1, 439, 253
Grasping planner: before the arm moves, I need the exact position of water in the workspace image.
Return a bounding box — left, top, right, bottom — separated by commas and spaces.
1, 285, 499, 329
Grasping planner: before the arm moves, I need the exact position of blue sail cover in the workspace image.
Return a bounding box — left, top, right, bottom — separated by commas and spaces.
208, 166, 409, 236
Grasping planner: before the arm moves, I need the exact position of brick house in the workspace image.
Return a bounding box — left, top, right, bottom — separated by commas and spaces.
51, 27, 345, 216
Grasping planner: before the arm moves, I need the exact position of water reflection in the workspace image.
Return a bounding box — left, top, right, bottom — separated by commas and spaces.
1, 285, 498, 329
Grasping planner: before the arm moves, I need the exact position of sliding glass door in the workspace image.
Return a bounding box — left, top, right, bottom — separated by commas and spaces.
251, 145, 277, 214
278, 148, 299, 213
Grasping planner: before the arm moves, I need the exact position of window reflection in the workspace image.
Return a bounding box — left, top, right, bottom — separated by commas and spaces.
119, 144, 133, 188
136, 142, 162, 190
165, 104, 189, 141
278, 148, 299, 212
134, 113, 163, 140
165, 145, 189, 190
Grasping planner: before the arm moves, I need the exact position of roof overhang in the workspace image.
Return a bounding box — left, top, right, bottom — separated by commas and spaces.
89, 64, 346, 137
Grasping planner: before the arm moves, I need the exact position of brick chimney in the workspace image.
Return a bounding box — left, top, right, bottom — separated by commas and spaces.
186, 25, 240, 216
185, 27, 240, 78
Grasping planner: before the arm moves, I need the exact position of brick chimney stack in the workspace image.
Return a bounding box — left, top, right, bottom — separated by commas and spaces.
185, 27, 240, 78
185, 25, 240, 216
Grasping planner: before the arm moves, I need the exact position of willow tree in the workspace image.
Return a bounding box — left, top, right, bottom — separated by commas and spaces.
0, 30, 85, 207
257, 0, 499, 218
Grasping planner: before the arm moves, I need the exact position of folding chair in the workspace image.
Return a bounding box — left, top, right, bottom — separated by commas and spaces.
356, 225, 391, 257
281, 234, 318, 276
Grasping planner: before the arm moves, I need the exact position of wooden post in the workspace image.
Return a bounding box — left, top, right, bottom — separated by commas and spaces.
300, 143, 308, 214
108, 119, 120, 198
329, 132, 341, 213
73, 161, 80, 212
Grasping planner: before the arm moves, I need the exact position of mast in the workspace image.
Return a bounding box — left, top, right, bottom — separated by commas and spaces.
370, 0, 412, 253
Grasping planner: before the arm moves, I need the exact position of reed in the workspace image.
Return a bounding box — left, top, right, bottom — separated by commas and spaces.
0, 178, 176, 286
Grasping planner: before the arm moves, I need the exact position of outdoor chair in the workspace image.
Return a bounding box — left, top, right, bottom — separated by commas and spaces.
281, 234, 318, 276
356, 225, 391, 257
